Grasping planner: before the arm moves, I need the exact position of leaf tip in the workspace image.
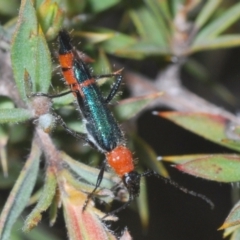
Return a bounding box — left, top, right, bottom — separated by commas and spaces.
154, 111, 171, 118
23, 214, 42, 232
218, 222, 228, 230
175, 164, 183, 171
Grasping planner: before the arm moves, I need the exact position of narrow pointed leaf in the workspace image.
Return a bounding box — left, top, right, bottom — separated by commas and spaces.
176, 154, 240, 182
0, 147, 8, 178
158, 112, 239, 151
229, 227, 240, 240
194, 2, 240, 42
157, 0, 172, 22
114, 92, 162, 122
144, 0, 171, 39
191, 35, 240, 53
49, 190, 59, 226
220, 200, 240, 230
0, 139, 41, 240
195, 0, 223, 29
60, 152, 117, 189
75, 31, 115, 43
137, 176, 149, 229
88, 0, 120, 12
83, 30, 164, 59
23, 166, 57, 231
98, 31, 137, 56
11, 0, 51, 102
129, 6, 168, 47
37, 0, 63, 40
60, 169, 115, 204
0, 126, 9, 177
93, 49, 111, 74
120, 41, 170, 57
230, 229, 240, 240
0, 108, 32, 123
27, 188, 42, 206
223, 225, 240, 238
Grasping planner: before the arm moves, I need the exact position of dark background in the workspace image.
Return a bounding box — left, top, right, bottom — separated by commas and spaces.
120, 46, 240, 240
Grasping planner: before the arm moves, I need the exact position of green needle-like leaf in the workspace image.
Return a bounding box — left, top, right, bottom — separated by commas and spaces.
158, 112, 240, 152
120, 41, 170, 57
191, 34, 240, 53
223, 225, 240, 239
88, 0, 120, 12
144, 0, 171, 39
195, 0, 223, 29
98, 31, 138, 57
157, 0, 172, 22
49, 192, 58, 226
0, 138, 41, 240
230, 228, 240, 240
11, 0, 51, 102
23, 166, 57, 231
61, 152, 116, 189
129, 6, 168, 47
220, 201, 240, 230
137, 176, 149, 229
114, 92, 162, 122
0, 108, 32, 123
194, 2, 240, 43
175, 154, 240, 182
